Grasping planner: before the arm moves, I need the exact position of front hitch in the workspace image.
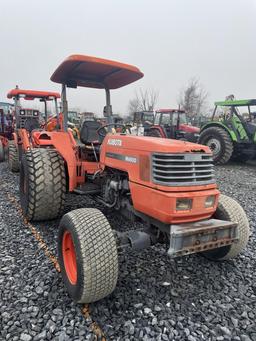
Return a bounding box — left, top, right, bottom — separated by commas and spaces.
168, 219, 238, 257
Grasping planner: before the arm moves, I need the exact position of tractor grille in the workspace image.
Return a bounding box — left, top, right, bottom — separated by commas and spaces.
152, 153, 215, 186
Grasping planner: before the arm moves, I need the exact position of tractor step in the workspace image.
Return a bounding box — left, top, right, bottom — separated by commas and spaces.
168, 218, 238, 257
73, 183, 101, 195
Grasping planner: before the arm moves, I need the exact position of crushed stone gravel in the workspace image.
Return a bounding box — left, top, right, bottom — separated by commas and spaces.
0, 161, 255, 340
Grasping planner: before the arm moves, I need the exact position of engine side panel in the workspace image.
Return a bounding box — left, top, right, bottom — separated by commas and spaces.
100, 134, 216, 192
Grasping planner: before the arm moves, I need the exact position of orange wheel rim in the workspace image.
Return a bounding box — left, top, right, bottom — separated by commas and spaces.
62, 231, 77, 285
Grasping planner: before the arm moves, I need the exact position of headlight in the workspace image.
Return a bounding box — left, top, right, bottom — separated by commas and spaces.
205, 195, 215, 208
176, 198, 192, 211
33, 111, 39, 117
20, 110, 25, 116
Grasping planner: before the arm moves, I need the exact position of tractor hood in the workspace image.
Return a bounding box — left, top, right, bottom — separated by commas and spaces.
179, 123, 200, 133
104, 134, 210, 154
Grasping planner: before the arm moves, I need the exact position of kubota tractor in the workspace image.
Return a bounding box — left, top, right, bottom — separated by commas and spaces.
7, 87, 60, 172
199, 99, 256, 164
147, 109, 200, 142
19, 54, 250, 304
0, 108, 14, 162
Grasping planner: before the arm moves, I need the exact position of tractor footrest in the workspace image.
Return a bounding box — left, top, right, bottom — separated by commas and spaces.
73, 183, 101, 195
168, 219, 238, 258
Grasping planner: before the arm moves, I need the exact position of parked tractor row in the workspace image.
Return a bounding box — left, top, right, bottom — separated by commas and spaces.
132, 102, 256, 165
132, 109, 199, 142
0, 54, 250, 304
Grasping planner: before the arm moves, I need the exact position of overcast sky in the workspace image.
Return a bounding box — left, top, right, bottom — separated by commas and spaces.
1, 0, 256, 115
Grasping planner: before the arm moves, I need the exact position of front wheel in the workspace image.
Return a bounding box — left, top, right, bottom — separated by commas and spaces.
199, 127, 233, 165
203, 194, 250, 260
58, 208, 118, 303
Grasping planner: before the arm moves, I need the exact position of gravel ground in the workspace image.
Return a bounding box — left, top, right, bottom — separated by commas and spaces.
0, 161, 256, 341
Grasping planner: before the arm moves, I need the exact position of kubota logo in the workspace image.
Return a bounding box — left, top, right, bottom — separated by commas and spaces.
107, 139, 122, 146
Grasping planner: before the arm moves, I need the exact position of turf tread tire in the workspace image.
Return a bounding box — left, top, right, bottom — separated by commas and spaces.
20, 148, 66, 221
58, 208, 118, 303
8, 141, 19, 172
199, 127, 233, 165
203, 194, 250, 260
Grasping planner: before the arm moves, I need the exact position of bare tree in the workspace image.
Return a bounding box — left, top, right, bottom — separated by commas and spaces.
128, 97, 141, 114
178, 78, 208, 118
128, 88, 159, 114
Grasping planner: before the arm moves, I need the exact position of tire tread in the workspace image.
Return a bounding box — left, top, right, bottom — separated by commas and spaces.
24, 148, 66, 221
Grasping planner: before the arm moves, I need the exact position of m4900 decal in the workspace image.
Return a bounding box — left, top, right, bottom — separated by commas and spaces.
106, 152, 137, 163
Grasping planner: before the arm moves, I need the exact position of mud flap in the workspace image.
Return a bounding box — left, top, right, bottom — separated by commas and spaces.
168, 219, 238, 257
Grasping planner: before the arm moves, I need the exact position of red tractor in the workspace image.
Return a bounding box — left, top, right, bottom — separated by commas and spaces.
0, 108, 14, 162
19, 54, 250, 304
6, 88, 60, 172
147, 109, 200, 142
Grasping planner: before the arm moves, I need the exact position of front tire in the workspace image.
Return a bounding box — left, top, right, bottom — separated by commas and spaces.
199, 127, 233, 165
58, 208, 118, 303
8, 141, 19, 172
20, 148, 66, 221
203, 194, 250, 260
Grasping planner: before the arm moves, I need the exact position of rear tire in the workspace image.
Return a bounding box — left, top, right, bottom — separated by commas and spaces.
0, 141, 4, 162
199, 127, 233, 165
58, 208, 118, 303
20, 148, 66, 221
203, 194, 250, 260
8, 141, 19, 172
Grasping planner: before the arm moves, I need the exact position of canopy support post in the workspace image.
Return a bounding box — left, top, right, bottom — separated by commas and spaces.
105, 88, 113, 131
55, 98, 59, 130
61, 84, 68, 132
44, 100, 47, 126
14, 96, 21, 129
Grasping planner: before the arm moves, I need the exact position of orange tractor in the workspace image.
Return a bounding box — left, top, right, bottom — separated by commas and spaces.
147, 109, 200, 142
19, 55, 250, 304
6, 87, 60, 172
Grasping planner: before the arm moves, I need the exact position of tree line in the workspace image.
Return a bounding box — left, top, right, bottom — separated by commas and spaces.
127, 78, 209, 119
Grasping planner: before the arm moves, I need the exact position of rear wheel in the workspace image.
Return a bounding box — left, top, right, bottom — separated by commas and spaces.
8, 141, 19, 172
20, 148, 66, 221
58, 208, 118, 303
199, 127, 233, 165
203, 194, 250, 260
0, 140, 4, 162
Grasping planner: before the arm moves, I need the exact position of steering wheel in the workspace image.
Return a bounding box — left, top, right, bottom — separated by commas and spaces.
97, 123, 131, 138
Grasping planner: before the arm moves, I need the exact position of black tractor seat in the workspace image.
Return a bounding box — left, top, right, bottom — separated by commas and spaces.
80, 120, 102, 145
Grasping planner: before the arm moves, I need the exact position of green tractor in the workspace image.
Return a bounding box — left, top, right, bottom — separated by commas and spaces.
199, 99, 256, 164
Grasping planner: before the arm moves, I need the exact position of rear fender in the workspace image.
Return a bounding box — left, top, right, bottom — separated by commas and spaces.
200, 122, 237, 142
31, 130, 78, 191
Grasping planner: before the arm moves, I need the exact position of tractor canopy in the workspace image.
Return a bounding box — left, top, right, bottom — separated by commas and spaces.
50, 54, 144, 89
215, 99, 256, 107
7, 89, 60, 101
